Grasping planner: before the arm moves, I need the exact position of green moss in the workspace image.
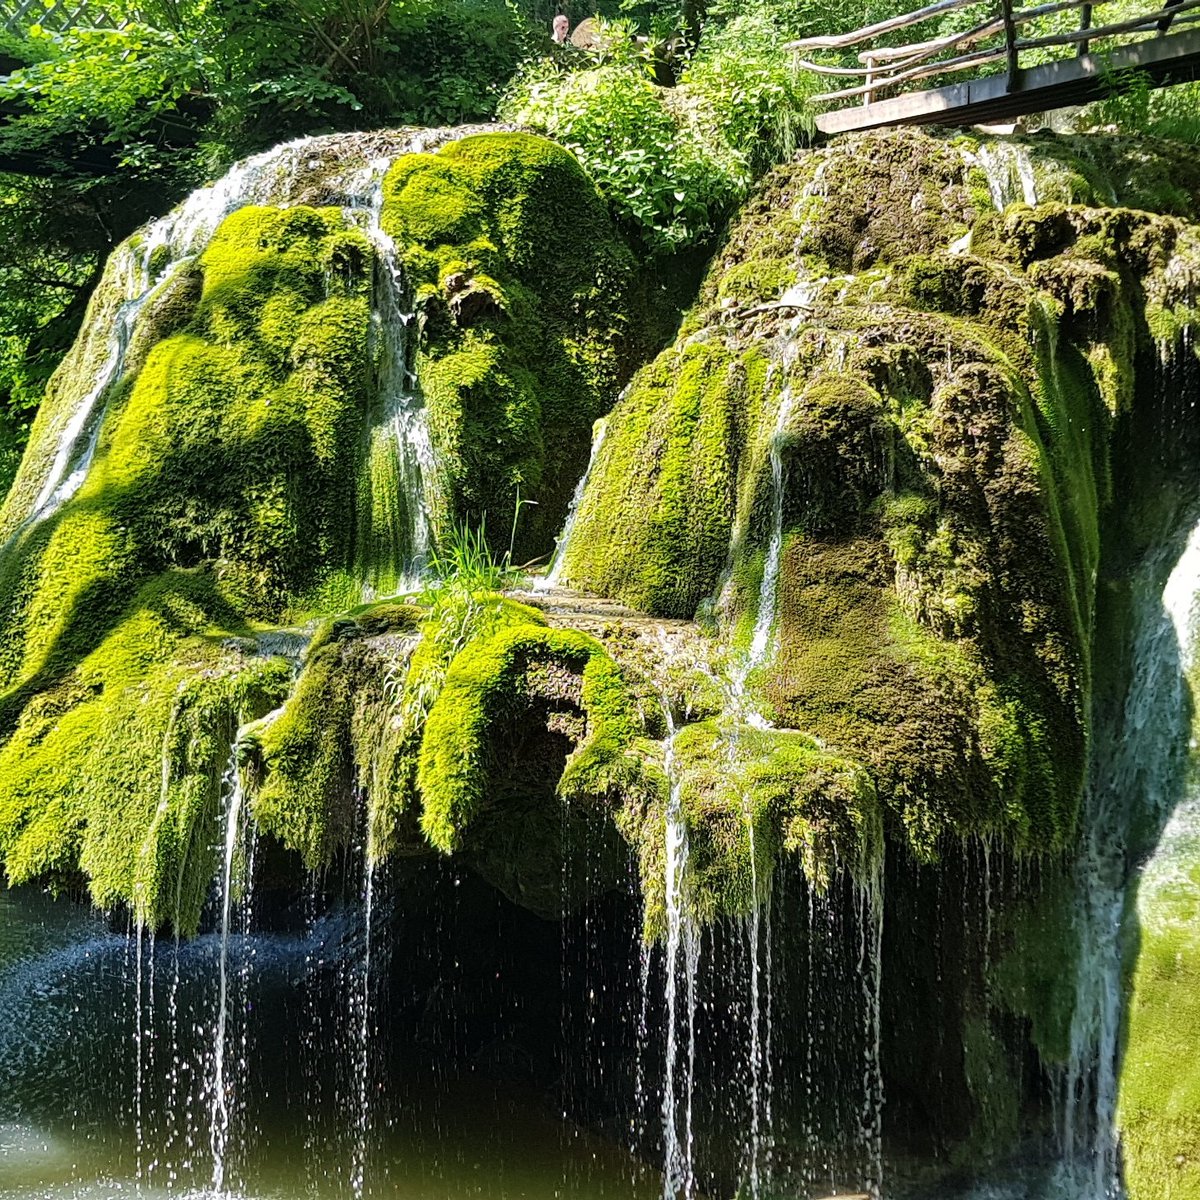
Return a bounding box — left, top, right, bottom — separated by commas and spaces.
0, 203, 376, 924
553, 129, 1190, 870
382, 132, 634, 560
558, 338, 764, 617
1120, 885, 1200, 1199
1119, 703, 1200, 1200
418, 620, 642, 851
0, 568, 291, 934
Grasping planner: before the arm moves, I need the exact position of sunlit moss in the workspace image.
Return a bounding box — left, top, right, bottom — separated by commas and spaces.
382, 132, 635, 560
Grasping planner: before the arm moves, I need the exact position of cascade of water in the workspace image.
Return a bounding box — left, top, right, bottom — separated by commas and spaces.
745, 892, 765, 1199
974, 143, 1039, 211
22, 249, 153, 536
352, 163, 438, 600
857, 859, 886, 1200
661, 709, 699, 1200
134, 923, 146, 1181
1059, 521, 1200, 1196
537, 418, 608, 591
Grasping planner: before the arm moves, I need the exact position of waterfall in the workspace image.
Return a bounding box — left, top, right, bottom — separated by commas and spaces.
353, 164, 439, 600
537, 417, 608, 591
974, 143, 1039, 211
23, 249, 152, 534
1059, 520, 1200, 1196
661, 709, 700, 1200
350, 848, 377, 1199
748, 386, 796, 680
857, 861, 886, 1200
209, 745, 253, 1195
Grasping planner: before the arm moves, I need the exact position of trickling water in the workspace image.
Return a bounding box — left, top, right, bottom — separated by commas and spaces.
857, 861, 886, 1200
353, 164, 439, 599
661, 709, 699, 1200
745, 899, 765, 1199
209, 746, 246, 1195
974, 143, 1039, 211
538, 418, 608, 591
23, 250, 153, 535
747, 386, 797, 681
351, 851, 377, 1199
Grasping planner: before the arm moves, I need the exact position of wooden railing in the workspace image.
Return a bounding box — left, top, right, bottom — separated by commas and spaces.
3, 0, 125, 36
787, 0, 1199, 106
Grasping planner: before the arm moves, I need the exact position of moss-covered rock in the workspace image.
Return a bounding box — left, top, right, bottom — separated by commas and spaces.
556, 130, 1200, 863
0, 130, 647, 931
381, 132, 635, 559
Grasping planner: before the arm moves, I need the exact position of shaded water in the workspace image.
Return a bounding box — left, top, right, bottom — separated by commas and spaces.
0, 880, 659, 1200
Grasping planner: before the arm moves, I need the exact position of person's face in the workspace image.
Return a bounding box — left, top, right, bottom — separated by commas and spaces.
553, 15, 569, 37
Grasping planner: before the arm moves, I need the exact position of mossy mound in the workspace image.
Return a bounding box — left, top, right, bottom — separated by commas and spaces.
243, 587, 660, 919
0, 569, 291, 935
381, 132, 635, 559
0, 202, 372, 932
0, 130, 644, 932
1119, 645, 1200, 1200
559, 130, 1200, 866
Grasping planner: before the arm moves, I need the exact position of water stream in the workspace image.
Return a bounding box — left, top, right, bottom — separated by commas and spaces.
660, 708, 699, 1200
352, 164, 439, 600
209, 746, 250, 1195
538, 418, 608, 591
746, 386, 797, 679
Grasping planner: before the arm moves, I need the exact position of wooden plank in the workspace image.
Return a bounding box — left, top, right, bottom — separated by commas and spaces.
813, 23, 1200, 132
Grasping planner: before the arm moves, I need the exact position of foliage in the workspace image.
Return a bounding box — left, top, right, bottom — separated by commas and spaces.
425, 521, 520, 596
499, 4, 815, 252
0, 0, 536, 485
1082, 68, 1200, 144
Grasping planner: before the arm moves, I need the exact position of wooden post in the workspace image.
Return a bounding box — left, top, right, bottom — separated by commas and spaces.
1079, 2, 1092, 54
1000, 0, 1020, 89
864, 53, 876, 103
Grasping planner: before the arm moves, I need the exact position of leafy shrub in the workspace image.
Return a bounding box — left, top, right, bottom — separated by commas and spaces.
500, 4, 815, 252
1081, 69, 1200, 144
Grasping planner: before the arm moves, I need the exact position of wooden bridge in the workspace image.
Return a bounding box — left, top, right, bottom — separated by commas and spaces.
789, 0, 1200, 133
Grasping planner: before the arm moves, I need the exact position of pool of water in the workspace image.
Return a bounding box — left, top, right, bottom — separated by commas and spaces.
0, 886, 658, 1199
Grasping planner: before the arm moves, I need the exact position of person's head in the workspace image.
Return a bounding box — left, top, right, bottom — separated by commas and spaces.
552, 13, 570, 41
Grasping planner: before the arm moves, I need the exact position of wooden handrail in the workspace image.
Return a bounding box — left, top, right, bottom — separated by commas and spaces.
793, 0, 1200, 113
786, 0, 978, 51
795, 0, 1111, 84
809, 46, 1007, 101
1016, 0, 1200, 46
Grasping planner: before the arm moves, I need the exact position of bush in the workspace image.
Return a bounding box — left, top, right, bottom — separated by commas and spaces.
499, 5, 815, 252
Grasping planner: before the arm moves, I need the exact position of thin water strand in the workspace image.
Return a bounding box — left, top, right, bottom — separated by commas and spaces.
210, 747, 245, 1194
661, 709, 698, 1200
538, 418, 609, 591
354, 165, 439, 599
